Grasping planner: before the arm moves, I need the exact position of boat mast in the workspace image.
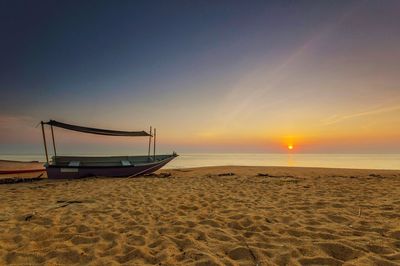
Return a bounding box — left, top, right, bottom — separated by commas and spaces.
41, 121, 49, 164
148, 126, 152, 159
50, 124, 57, 156
153, 128, 156, 161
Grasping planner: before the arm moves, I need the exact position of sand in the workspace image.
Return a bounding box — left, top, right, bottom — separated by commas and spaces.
0, 165, 400, 265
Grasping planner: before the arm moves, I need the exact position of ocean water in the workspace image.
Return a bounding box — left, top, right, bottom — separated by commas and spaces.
165, 153, 400, 170
0, 153, 399, 170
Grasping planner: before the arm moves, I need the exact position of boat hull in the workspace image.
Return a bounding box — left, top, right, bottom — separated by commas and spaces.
46, 155, 176, 179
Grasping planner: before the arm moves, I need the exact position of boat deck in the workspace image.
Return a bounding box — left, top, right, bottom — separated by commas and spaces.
50, 155, 174, 167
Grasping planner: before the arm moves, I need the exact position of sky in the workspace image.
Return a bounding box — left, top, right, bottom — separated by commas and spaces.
1, 0, 400, 155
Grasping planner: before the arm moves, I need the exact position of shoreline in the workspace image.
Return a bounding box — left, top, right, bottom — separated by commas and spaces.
1, 159, 400, 175
2, 152, 400, 171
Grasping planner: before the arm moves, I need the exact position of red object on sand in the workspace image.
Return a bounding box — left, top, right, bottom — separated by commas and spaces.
0, 169, 46, 175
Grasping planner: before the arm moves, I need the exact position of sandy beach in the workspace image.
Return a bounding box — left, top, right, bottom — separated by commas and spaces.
1, 164, 400, 265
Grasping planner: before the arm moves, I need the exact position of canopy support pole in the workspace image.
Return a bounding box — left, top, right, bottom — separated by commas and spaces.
153, 128, 156, 161
148, 126, 152, 159
41, 121, 49, 164
50, 125, 57, 156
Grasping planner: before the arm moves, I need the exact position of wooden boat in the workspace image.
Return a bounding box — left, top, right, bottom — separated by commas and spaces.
0, 169, 45, 175
40, 120, 177, 179
0, 160, 45, 176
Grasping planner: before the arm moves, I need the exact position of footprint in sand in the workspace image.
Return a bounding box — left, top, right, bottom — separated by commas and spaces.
298, 256, 342, 266
126, 235, 146, 246
318, 242, 361, 262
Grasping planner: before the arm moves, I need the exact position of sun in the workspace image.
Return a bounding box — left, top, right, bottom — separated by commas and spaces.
288, 145, 294, 150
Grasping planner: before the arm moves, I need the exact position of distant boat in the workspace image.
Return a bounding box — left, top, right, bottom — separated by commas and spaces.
40, 120, 177, 179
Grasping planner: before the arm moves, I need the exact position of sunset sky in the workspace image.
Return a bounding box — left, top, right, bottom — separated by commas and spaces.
1, 1, 400, 155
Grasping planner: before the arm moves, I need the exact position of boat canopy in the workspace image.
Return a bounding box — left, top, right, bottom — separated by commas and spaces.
43, 120, 151, 137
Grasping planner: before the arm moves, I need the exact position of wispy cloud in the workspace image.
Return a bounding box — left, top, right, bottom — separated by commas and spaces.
216, 2, 363, 129
322, 105, 400, 125
0, 115, 38, 129
0, 115, 40, 145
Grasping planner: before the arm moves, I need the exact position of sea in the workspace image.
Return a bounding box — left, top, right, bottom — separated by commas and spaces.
1, 153, 399, 170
